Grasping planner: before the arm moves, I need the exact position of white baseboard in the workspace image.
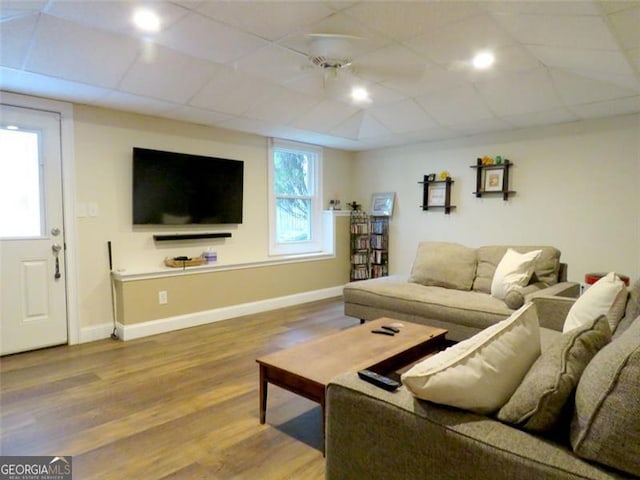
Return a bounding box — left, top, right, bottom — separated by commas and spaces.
113, 285, 343, 341
79, 322, 116, 343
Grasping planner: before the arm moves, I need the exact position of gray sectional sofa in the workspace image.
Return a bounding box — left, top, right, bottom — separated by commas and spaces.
326, 280, 640, 480
344, 242, 580, 341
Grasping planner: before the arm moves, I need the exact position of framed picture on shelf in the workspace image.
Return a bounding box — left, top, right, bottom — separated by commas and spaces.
370, 192, 395, 216
427, 183, 446, 206
484, 169, 504, 192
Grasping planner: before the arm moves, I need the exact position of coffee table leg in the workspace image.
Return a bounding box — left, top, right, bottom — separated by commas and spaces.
259, 364, 267, 424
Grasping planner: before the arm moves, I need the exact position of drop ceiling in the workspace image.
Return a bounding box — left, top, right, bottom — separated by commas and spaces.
1, 0, 639, 151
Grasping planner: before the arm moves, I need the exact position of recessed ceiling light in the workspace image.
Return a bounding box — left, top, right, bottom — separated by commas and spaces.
5, 125, 19, 130
472, 51, 495, 69
133, 8, 161, 33
351, 87, 370, 102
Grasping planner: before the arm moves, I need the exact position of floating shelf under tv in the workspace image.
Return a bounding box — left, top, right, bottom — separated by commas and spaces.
153, 232, 232, 241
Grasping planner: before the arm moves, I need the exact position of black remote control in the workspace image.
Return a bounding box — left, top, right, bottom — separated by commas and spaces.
371, 328, 395, 336
381, 325, 400, 333
358, 370, 400, 391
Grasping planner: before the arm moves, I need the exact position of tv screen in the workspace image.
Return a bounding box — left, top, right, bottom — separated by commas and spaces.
132, 147, 244, 225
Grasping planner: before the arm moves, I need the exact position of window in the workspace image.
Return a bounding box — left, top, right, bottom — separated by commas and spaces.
268, 139, 323, 255
0, 127, 44, 238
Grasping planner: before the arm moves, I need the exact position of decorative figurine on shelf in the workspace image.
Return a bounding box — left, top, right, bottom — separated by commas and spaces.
427, 173, 436, 182
495, 155, 503, 165
481, 156, 494, 165
348, 201, 361, 211
439, 170, 450, 180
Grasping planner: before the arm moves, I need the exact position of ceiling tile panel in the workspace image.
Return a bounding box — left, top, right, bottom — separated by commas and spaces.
92, 90, 177, 115
196, 1, 334, 41
608, 6, 640, 51
0, 1, 47, 21
329, 111, 391, 140
46, 0, 189, 37
343, 1, 483, 42
475, 68, 563, 116
352, 44, 434, 83
502, 107, 578, 128
280, 10, 391, 58
1, 1, 639, 151
528, 45, 638, 86
550, 68, 639, 106
380, 64, 469, 98
569, 95, 640, 119
119, 45, 219, 104
234, 44, 309, 84
368, 99, 438, 133
244, 87, 320, 124
0, 66, 109, 103
290, 99, 359, 133
161, 105, 236, 126
25, 14, 140, 88
0, 13, 38, 69
189, 68, 281, 115
482, 1, 603, 16
415, 85, 495, 126
491, 13, 619, 50
406, 13, 516, 66
156, 11, 269, 65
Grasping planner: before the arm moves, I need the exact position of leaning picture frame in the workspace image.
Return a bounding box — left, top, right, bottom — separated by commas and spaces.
484, 169, 504, 192
370, 192, 395, 216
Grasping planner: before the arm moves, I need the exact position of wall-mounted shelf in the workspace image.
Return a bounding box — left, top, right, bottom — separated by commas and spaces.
419, 175, 456, 214
471, 158, 515, 201
153, 232, 232, 241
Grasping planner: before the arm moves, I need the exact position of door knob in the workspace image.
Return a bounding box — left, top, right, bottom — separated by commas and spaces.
52, 243, 62, 253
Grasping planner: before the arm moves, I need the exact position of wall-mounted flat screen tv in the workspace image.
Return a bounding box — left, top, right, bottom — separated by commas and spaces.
133, 147, 244, 225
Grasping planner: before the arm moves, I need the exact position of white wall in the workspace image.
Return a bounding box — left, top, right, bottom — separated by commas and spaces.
73, 105, 354, 327
352, 114, 640, 283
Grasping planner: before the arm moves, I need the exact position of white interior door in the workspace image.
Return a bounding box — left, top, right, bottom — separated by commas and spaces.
0, 104, 68, 355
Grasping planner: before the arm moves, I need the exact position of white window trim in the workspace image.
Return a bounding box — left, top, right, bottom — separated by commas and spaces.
268, 138, 323, 256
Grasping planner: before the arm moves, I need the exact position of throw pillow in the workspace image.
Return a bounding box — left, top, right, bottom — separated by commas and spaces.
497, 315, 611, 432
570, 315, 640, 477
563, 272, 628, 333
491, 248, 542, 300
409, 242, 477, 291
401, 303, 541, 415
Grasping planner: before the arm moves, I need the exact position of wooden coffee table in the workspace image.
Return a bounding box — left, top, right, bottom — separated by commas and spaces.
256, 317, 447, 432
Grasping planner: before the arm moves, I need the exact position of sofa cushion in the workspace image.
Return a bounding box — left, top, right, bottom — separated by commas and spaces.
491, 248, 542, 301
344, 275, 513, 333
401, 303, 541, 415
570, 315, 640, 477
473, 245, 561, 294
497, 315, 610, 432
409, 242, 477, 291
615, 277, 640, 338
563, 272, 628, 333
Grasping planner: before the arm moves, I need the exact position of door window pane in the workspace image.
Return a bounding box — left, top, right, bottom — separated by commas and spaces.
0, 128, 43, 238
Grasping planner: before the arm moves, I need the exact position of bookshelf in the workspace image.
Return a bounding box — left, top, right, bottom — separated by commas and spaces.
350, 210, 370, 281
370, 216, 389, 278
349, 211, 390, 281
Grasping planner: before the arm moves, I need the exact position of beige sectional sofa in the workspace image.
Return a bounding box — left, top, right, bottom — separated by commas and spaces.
326, 279, 640, 480
343, 242, 580, 341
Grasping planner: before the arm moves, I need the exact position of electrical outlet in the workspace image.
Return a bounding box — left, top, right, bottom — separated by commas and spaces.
158, 290, 168, 304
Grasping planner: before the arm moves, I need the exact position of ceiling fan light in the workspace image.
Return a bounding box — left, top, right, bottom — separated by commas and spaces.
472, 51, 495, 69
133, 9, 161, 33
351, 87, 370, 102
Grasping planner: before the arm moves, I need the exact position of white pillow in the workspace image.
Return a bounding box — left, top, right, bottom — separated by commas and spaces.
401, 303, 541, 414
563, 272, 628, 333
491, 249, 542, 300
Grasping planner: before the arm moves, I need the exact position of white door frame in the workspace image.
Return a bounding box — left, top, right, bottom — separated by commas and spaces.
1, 91, 80, 345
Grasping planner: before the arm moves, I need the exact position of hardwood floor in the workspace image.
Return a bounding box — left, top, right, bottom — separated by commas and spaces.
0, 298, 358, 479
